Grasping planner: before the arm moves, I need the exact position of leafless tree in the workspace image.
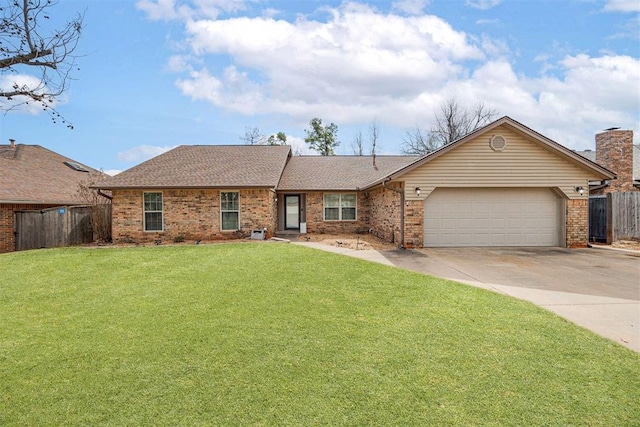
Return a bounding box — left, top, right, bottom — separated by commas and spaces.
351, 120, 379, 156
403, 98, 498, 155
368, 119, 379, 156
77, 179, 111, 243
240, 126, 266, 145
351, 130, 364, 155
0, 0, 83, 128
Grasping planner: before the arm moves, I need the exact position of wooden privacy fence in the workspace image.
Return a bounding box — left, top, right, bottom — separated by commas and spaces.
14, 205, 111, 251
590, 192, 640, 243
608, 192, 640, 242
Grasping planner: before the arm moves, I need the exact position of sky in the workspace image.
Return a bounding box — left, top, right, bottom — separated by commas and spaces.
1, 0, 638, 176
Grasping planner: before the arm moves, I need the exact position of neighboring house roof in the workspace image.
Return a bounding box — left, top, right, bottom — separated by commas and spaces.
575, 149, 595, 162
575, 144, 639, 184
98, 145, 292, 189
371, 116, 616, 187
0, 144, 105, 205
277, 155, 418, 191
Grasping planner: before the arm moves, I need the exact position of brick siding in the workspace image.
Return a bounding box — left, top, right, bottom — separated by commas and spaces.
111, 188, 276, 244
566, 198, 588, 248
110, 186, 589, 249
368, 183, 402, 244
404, 200, 424, 247
595, 130, 638, 193
304, 191, 370, 234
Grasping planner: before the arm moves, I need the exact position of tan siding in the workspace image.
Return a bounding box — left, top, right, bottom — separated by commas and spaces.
401, 124, 595, 200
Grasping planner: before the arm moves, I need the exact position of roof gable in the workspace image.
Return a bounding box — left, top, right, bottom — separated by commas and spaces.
98, 145, 292, 189
378, 116, 616, 185
0, 144, 106, 204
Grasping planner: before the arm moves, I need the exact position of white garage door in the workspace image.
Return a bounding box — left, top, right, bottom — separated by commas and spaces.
423, 188, 563, 247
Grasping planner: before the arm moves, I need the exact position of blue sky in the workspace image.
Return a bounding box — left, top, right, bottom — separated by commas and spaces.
1, 0, 638, 175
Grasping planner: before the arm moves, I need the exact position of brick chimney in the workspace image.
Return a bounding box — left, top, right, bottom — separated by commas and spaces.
9, 138, 15, 150
595, 129, 636, 193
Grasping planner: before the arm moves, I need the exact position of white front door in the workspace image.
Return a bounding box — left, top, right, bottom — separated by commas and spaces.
285, 195, 300, 229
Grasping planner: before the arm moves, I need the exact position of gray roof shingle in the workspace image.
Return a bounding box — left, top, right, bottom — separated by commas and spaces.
277, 155, 419, 190
0, 144, 106, 204
98, 145, 292, 189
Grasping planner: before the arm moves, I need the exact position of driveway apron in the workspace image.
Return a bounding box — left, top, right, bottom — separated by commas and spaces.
381, 247, 640, 353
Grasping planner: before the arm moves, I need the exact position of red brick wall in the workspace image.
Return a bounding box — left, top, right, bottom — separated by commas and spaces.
304, 191, 370, 234
111, 188, 275, 244
368, 183, 402, 244
566, 198, 588, 248
0, 203, 56, 253
596, 130, 637, 193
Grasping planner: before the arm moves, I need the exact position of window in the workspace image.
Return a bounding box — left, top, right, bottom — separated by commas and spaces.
324, 193, 356, 221
221, 191, 240, 231
143, 192, 163, 231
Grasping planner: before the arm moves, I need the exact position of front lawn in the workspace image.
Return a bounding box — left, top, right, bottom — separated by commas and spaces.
1, 243, 638, 425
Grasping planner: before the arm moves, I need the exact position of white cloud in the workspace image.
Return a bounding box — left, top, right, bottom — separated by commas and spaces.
0, 74, 60, 114
136, 0, 248, 21
175, 4, 483, 125
103, 169, 123, 176
603, 0, 640, 12
117, 145, 177, 162
140, 1, 639, 151
391, 0, 429, 15
285, 135, 313, 156
465, 0, 501, 10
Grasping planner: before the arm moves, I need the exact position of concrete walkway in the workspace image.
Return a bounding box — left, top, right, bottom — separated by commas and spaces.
293, 241, 640, 353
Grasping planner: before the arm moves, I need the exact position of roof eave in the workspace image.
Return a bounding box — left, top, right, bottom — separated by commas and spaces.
0, 199, 85, 205
94, 184, 278, 190
364, 116, 617, 187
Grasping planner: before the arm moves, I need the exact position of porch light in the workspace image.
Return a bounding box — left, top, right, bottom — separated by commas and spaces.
415, 187, 421, 196
575, 186, 585, 195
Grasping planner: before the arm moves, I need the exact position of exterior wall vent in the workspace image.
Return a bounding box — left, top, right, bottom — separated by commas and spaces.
490, 135, 507, 151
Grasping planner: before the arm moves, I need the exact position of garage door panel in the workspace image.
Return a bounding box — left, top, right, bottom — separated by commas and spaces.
424, 188, 563, 247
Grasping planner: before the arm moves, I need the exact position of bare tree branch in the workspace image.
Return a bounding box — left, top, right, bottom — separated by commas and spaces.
368, 119, 378, 156
0, 0, 83, 128
351, 130, 364, 155
402, 98, 499, 155
240, 126, 266, 145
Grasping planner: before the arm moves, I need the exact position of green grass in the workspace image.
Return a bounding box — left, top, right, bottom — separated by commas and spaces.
1, 243, 638, 426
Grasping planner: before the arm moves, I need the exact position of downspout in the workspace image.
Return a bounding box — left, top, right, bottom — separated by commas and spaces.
96, 189, 113, 201
382, 179, 404, 249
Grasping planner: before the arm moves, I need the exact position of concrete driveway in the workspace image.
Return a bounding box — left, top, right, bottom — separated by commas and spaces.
381, 247, 640, 352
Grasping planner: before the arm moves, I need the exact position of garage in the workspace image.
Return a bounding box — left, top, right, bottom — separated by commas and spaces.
423, 187, 564, 247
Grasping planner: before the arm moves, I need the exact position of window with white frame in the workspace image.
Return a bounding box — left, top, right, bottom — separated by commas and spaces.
324, 193, 356, 221
221, 191, 240, 231
143, 192, 163, 231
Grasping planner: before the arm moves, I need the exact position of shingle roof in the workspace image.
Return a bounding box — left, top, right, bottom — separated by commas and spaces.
0, 144, 106, 204
575, 150, 596, 162
97, 145, 292, 189
277, 155, 419, 190
576, 146, 639, 181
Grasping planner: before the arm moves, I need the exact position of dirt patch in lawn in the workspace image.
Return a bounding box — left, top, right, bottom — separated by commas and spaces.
296, 233, 397, 251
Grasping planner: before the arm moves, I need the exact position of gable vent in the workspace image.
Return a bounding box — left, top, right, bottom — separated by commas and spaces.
490, 135, 507, 151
